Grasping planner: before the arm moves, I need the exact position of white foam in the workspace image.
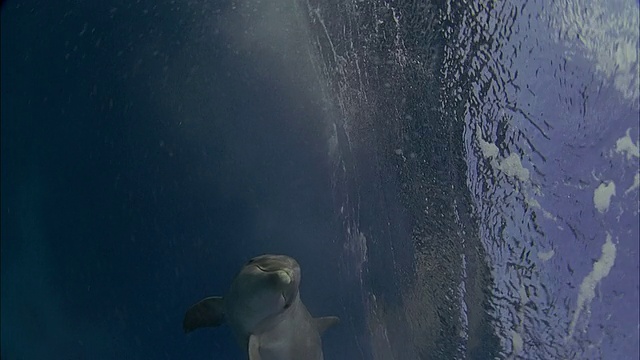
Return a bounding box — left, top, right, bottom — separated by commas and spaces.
477, 133, 499, 159
625, 173, 639, 195
476, 133, 530, 182
537, 249, 555, 262
499, 153, 531, 182
593, 181, 616, 213
476, 133, 557, 222
615, 128, 639, 160
547, 0, 639, 104
509, 285, 528, 356
526, 196, 557, 220
511, 330, 523, 354
567, 233, 617, 339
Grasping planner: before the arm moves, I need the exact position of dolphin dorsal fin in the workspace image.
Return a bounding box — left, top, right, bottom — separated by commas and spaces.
183, 296, 225, 333
314, 316, 340, 334
248, 334, 262, 360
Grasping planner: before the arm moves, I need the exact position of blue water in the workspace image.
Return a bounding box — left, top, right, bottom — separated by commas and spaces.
2, 0, 638, 359
1, 1, 350, 358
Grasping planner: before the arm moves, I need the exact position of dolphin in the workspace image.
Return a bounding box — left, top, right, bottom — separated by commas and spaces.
183, 254, 339, 360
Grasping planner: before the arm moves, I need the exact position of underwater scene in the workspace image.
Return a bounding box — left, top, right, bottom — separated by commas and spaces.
2, 0, 638, 359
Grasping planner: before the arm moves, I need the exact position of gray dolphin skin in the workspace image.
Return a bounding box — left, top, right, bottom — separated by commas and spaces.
183, 254, 339, 360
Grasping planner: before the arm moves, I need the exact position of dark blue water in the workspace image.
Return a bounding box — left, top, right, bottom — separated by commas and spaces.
2, 1, 357, 359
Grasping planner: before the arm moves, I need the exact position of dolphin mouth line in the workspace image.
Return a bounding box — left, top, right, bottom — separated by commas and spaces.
251, 265, 293, 308
255, 265, 291, 277
255, 265, 269, 272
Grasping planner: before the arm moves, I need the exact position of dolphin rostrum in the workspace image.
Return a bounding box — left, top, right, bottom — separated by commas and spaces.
183, 254, 339, 360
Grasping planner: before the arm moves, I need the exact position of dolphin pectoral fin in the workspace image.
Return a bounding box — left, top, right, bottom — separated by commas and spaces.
314, 316, 340, 334
183, 296, 225, 333
248, 334, 261, 360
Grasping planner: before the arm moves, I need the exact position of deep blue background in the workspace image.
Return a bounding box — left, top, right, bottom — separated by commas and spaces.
2, 1, 356, 359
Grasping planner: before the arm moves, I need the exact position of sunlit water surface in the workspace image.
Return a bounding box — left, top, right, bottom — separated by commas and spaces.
305, 0, 639, 358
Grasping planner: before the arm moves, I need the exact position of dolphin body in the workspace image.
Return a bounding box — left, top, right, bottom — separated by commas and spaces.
183, 254, 339, 360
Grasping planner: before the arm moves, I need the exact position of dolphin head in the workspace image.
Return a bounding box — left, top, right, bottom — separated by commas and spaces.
184, 254, 339, 359
228, 254, 301, 332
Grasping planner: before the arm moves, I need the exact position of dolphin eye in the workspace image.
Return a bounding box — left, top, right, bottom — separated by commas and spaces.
284, 303, 291, 309
247, 259, 255, 264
